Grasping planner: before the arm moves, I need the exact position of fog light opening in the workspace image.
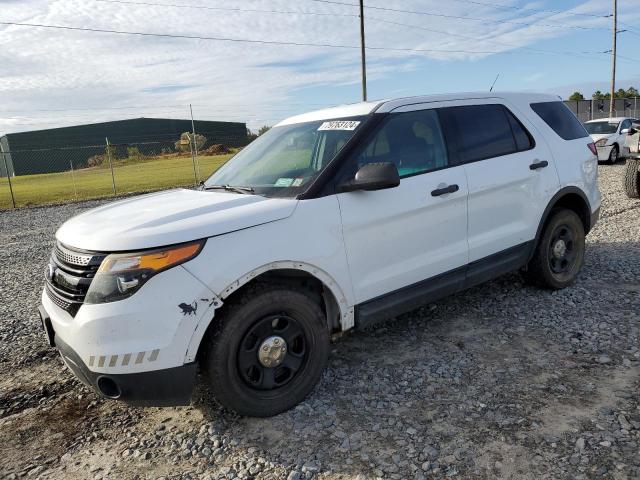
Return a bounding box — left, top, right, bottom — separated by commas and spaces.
97, 376, 121, 399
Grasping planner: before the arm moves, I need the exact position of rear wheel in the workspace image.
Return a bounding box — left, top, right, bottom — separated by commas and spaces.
524, 209, 585, 290
204, 283, 329, 417
624, 158, 640, 198
608, 144, 619, 164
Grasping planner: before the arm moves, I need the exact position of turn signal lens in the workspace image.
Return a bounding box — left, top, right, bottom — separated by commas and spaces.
99, 242, 203, 274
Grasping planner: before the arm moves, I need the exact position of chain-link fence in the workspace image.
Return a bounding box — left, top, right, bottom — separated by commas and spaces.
0, 133, 241, 209
564, 97, 640, 123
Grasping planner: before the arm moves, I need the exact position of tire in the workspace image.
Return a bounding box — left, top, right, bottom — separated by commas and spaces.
608, 144, 619, 164
524, 209, 585, 290
624, 158, 640, 198
203, 283, 329, 417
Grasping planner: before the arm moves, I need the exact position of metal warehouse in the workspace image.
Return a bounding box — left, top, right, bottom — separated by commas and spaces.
0, 117, 247, 176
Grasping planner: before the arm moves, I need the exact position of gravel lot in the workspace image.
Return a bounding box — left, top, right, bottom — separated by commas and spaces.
1, 163, 639, 480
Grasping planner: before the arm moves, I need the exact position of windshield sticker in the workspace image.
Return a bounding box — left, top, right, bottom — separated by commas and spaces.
274, 178, 294, 187
291, 178, 304, 187
318, 120, 361, 131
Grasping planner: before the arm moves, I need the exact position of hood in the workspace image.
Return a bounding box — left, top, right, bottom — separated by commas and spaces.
590, 133, 613, 143
56, 189, 298, 252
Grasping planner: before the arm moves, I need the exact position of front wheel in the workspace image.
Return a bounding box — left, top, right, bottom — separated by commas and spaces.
524, 209, 586, 290
608, 144, 619, 164
203, 283, 329, 417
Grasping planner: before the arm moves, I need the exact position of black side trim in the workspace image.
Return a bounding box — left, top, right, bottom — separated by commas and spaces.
466, 241, 534, 289
355, 267, 465, 330
53, 330, 196, 407
354, 241, 534, 329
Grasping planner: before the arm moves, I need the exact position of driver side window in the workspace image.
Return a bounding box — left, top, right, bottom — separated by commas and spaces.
356, 109, 449, 178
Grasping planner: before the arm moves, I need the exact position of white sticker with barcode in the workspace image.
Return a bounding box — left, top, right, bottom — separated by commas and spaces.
318, 120, 361, 131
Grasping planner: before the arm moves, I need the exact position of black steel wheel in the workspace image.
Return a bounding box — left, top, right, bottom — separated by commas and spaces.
237, 314, 307, 390
548, 224, 578, 275
524, 209, 585, 290
203, 283, 329, 417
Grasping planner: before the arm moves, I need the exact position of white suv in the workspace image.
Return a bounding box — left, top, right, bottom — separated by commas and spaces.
40, 92, 601, 417
584, 116, 637, 163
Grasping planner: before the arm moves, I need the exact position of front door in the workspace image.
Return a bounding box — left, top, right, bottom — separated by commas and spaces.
336, 106, 469, 304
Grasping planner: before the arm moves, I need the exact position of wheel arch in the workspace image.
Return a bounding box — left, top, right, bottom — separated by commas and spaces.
534, 187, 592, 253
185, 262, 354, 364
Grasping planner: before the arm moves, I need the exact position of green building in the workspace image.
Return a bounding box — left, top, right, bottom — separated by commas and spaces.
0, 117, 247, 177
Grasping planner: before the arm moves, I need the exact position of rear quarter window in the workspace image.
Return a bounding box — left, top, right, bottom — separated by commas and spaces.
530, 101, 589, 140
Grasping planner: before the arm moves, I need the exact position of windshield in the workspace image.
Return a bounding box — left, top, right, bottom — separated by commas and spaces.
204, 116, 366, 197
584, 121, 619, 135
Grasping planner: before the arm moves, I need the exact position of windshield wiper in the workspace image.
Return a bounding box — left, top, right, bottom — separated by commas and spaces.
202, 184, 254, 194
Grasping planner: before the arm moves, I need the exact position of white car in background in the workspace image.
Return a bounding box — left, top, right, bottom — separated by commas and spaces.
584, 117, 637, 163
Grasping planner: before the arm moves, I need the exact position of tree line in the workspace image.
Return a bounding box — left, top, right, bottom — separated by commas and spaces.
568, 87, 639, 101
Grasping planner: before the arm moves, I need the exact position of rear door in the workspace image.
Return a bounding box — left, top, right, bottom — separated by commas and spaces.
440, 101, 560, 263
336, 105, 468, 304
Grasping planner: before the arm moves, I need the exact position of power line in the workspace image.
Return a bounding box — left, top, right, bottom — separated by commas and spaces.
93, 0, 612, 32
366, 16, 604, 59
0, 21, 520, 55
445, 0, 610, 19
304, 0, 610, 31
94, 0, 358, 18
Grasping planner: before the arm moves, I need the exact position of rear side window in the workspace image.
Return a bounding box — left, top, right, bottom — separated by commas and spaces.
506, 110, 534, 151
530, 101, 589, 140
442, 104, 532, 164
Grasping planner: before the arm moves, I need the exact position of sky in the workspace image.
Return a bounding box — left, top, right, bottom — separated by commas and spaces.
0, 0, 639, 134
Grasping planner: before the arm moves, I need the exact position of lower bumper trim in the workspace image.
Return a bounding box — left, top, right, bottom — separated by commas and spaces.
53, 327, 196, 407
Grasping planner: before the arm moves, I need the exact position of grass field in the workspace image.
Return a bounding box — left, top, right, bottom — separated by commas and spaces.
0, 153, 233, 210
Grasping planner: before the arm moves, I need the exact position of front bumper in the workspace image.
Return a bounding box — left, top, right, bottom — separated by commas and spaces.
596, 144, 613, 161
39, 303, 197, 406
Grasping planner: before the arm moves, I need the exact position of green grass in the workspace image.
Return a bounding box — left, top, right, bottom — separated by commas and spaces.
0, 153, 234, 210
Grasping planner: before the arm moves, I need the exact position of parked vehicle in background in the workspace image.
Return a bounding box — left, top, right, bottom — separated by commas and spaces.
623, 120, 640, 198
39, 93, 600, 417
584, 117, 637, 163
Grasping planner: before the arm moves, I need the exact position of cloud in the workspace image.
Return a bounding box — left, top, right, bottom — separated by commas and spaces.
0, 0, 633, 133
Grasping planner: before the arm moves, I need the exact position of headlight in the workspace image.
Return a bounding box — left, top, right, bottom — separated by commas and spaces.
85, 240, 204, 304
595, 138, 608, 147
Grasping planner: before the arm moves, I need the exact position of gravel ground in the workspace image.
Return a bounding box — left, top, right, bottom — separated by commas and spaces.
1, 163, 639, 480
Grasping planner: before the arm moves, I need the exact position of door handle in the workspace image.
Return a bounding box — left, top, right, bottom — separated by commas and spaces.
529, 160, 548, 170
431, 184, 459, 196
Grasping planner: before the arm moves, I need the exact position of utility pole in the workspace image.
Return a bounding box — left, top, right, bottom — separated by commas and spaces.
190, 104, 200, 183
359, 0, 367, 102
609, 0, 617, 118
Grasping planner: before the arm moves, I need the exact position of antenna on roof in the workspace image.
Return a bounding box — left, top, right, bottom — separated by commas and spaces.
489, 74, 500, 92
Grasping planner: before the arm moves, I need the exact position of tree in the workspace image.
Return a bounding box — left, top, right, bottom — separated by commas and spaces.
246, 128, 258, 142
592, 90, 606, 100
175, 132, 207, 152
568, 91, 584, 101
257, 125, 271, 136
625, 87, 639, 97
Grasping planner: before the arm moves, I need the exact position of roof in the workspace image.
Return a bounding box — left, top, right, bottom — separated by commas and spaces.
275, 91, 561, 126
584, 117, 635, 123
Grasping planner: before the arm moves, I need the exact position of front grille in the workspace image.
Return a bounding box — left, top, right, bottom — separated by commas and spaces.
45, 242, 106, 317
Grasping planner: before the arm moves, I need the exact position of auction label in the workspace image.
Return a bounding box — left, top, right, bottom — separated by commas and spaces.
318, 120, 361, 131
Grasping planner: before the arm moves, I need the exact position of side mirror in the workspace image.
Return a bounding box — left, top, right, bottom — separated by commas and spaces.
339, 162, 400, 192
621, 128, 630, 135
